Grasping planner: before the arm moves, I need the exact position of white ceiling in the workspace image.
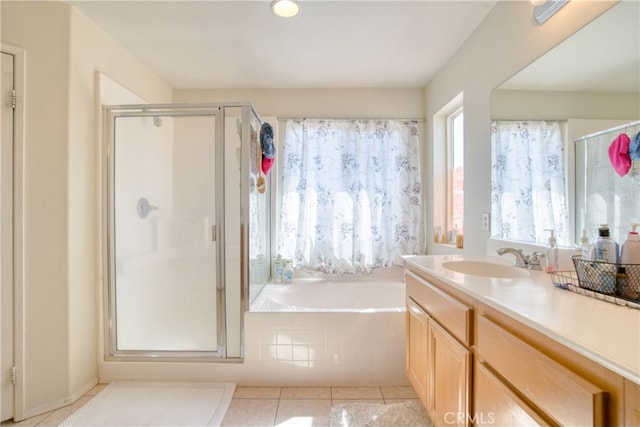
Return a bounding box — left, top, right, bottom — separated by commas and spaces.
499, 1, 640, 92
70, 0, 497, 90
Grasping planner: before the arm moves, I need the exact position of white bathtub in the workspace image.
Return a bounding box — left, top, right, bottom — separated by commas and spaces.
245, 266, 408, 386
251, 266, 406, 312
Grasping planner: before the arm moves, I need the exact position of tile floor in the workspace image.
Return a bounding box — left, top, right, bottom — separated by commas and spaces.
1, 384, 418, 427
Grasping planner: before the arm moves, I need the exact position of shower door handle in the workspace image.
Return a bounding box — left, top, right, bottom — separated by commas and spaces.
212, 225, 217, 242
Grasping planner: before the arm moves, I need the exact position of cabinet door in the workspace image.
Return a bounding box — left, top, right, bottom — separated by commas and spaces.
475, 362, 548, 426
429, 318, 472, 427
625, 379, 640, 426
406, 298, 430, 408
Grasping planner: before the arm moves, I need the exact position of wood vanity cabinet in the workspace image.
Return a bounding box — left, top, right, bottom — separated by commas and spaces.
626, 379, 640, 425
476, 315, 608, 426
405, 265, 637, 427
405, 271, 473, 427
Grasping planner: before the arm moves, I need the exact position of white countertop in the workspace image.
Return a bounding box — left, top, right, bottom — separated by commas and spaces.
402, 254, 640, 385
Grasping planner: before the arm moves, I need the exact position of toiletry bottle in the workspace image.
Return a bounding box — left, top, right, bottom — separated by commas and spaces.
274, 254, 283, 283
620, 223, 640, 264
580, 229, 594, 261
544, 229, 558, 273
282, 260, 294, 284
594, 224, 619, 264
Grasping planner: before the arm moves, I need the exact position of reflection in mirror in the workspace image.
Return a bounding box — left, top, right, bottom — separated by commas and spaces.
575, 120, 640, 245
491, 1, 639, 247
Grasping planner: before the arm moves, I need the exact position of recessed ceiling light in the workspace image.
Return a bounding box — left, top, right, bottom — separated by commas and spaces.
271, 0, 300, 18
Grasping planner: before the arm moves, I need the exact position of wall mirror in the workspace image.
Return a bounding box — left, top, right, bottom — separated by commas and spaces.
491, 1, 639, 247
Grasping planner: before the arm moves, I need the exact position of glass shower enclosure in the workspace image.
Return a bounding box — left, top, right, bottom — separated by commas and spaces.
102, 103, 270, 360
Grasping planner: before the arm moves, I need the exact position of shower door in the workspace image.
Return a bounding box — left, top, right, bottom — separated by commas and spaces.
104, 105, 226, 359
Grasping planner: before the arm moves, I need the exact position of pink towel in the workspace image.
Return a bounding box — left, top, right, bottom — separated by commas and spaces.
608, 133, 631, 177
262, 156, 275, 175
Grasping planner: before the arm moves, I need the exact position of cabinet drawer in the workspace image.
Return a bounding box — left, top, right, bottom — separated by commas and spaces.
476, 362, 547, 426
477, 315, 608, 426
406, 271, 472, 345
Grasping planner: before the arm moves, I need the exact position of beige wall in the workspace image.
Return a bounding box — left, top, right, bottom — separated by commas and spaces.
423, 0, 617, 255
1, 1, 171, 418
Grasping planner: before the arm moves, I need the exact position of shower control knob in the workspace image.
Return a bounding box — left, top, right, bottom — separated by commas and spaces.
137, 197, 158, 219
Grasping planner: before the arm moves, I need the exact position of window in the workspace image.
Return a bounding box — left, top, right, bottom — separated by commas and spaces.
433, 92, 463, 247
277, 119, 424, 274
448, 110, 464, 243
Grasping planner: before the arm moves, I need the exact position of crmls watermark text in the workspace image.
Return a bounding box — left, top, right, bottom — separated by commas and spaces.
444, 412, 495, 425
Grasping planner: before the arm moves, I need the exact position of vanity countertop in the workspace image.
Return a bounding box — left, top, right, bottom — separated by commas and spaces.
402, 254, 640, 385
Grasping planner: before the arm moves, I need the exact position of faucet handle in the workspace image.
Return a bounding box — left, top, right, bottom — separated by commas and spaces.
528, 251, 544, 270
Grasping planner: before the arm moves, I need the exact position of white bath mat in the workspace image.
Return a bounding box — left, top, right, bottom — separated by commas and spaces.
329, 400, 433, 427
59, 381, 235, 427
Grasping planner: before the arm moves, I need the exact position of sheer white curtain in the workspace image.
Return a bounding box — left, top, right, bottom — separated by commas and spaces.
278, 119, 424, 274
491, 120, 569, 244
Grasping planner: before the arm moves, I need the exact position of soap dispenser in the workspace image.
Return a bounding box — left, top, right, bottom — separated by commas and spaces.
620, 223, 640, 264
544, 229, 558, 273
580, 229, 594, 261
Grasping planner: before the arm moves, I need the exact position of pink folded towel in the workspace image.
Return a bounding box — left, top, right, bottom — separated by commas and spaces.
608, 133, 631, 177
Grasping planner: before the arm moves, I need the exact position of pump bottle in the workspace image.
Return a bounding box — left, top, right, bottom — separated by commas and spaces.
620, 223, 640, 264
580, 229, 594, 261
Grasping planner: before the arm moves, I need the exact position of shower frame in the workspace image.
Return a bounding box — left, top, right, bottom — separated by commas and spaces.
102, 102, 264, 362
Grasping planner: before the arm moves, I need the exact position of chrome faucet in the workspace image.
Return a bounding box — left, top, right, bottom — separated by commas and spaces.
496, 247, 529, 268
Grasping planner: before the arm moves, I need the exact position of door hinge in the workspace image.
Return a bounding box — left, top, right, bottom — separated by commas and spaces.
11, 366, 16, 385
11, 90, 17, 109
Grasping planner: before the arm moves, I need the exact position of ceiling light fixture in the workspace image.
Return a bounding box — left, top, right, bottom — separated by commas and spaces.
271, 0, 300, 18
533, 0, 570, 25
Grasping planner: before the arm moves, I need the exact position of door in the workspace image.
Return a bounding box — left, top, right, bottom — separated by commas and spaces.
105, 107, 224, 358
428, 318, 471, 427
1, 51, 15, 421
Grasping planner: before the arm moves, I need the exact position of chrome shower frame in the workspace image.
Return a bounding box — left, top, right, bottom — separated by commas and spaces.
101, 102, 262, 362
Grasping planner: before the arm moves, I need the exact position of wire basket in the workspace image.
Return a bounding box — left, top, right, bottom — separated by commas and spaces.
549, 270, 579, 290
572, 255, 640, 303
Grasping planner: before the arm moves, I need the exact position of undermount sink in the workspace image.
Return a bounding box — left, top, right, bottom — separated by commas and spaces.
441, 260, 530, 278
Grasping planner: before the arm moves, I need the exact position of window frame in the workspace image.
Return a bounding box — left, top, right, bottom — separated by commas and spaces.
446, 108, 464, 239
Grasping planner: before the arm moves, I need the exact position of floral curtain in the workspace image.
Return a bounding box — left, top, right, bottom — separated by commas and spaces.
491, 120, 569, 245
278, 119, 424, 274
